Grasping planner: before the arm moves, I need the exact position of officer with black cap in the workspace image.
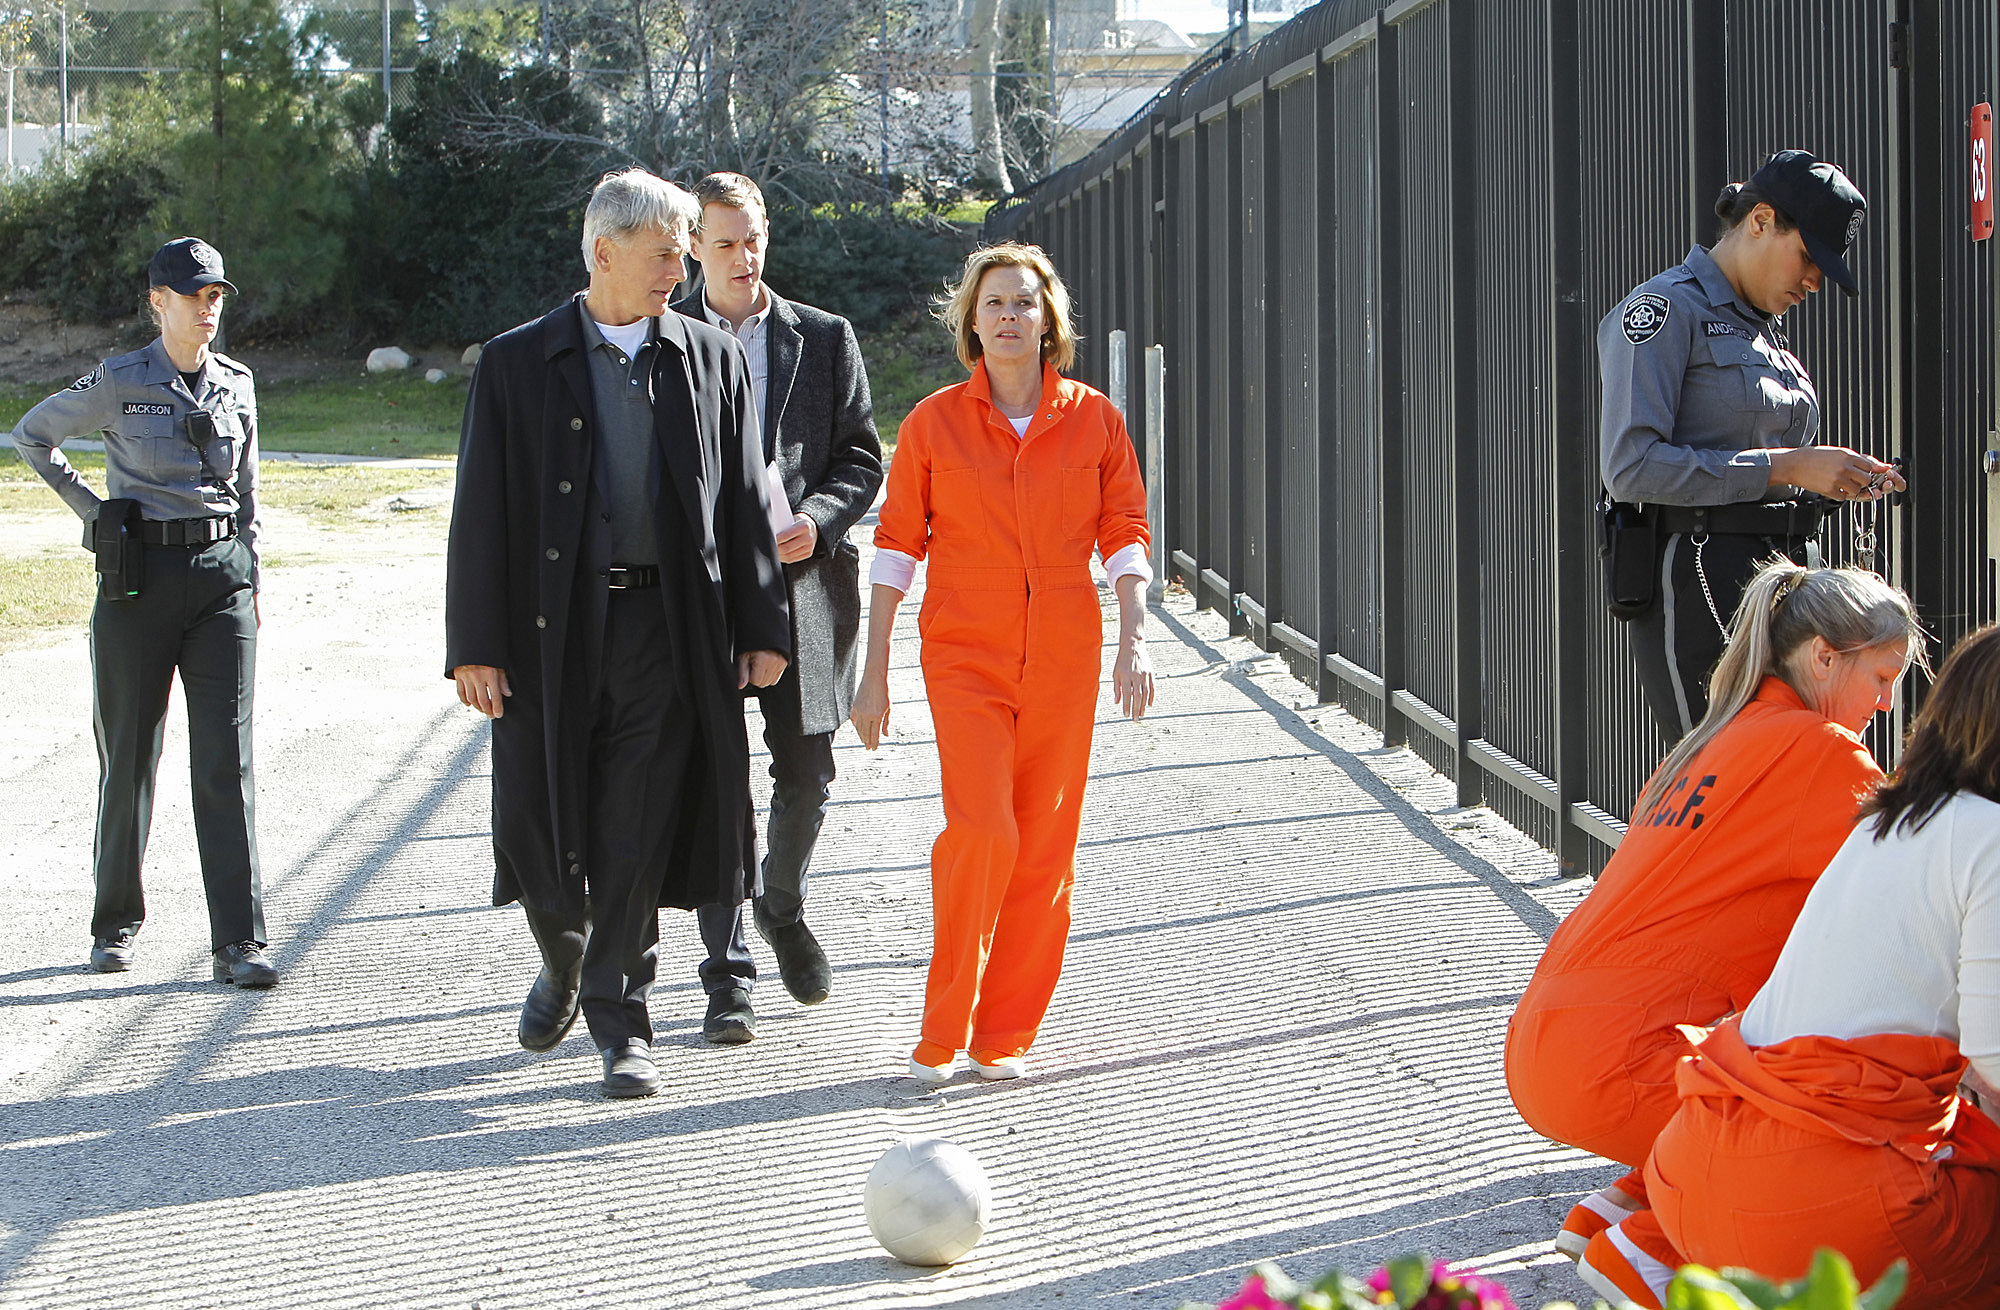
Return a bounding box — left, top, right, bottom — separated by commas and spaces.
1599, 149, 1906, 742
11, 236, 275, 986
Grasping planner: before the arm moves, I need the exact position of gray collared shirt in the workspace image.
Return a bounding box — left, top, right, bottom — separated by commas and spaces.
1599, 244, 1820, 507
578, 303, 661, 567
12, 337, 261, 584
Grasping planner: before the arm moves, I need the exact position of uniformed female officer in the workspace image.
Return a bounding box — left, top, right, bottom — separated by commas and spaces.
1600, 149, 1906, 742
11, 237, 274, 987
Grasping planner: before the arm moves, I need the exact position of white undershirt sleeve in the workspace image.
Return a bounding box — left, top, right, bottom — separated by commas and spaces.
869, 548, 918, 594
1103, 542, 1154, 587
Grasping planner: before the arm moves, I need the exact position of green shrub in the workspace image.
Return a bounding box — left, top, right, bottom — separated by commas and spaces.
764, 205, 971, 333
357, 49, 610, 342
0, 101, 179, 321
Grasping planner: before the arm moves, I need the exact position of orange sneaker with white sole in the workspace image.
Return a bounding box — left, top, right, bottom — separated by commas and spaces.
1577, 1224, 1671, 1309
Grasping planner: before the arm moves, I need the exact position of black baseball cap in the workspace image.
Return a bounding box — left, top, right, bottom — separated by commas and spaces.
1750, 149, 1867, 298
148, 237, 236, 296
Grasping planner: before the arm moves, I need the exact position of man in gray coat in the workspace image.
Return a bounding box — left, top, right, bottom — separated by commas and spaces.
677, 171, 884, 1041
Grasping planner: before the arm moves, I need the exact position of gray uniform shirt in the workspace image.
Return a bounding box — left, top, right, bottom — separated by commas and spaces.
11, 338, 261, 585
1599, 244, 1820, 507
579, 305, 660, 567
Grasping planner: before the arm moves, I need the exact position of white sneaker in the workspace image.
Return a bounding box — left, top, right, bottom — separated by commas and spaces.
906, 1053, 955, 1084
968, 1053, 1026, 1081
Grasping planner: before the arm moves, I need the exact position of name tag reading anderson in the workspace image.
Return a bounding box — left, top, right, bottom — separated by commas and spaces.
123, 403, 174, 416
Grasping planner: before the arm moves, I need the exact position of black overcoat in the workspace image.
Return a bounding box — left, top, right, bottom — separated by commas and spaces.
444, 296, 792, 916
672, 289, 883, 736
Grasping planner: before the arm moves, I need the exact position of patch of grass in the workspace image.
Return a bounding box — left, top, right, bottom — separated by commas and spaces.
0, 372, 468, 459
0, 448, 453, 521
0, 551, 92, 649
258, 372, 468, 458
258, 463, 456, 518
859, 316, 967, 451
0, 447, 101, 489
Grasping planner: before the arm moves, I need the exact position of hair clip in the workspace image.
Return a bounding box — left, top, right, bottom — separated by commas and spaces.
1770, 573, 1801, 612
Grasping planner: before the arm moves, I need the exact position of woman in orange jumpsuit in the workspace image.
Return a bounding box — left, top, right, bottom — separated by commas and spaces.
1503, 561, 1920, 1308
850, 242, 1154, 1084
1646, 623, 2000, 1308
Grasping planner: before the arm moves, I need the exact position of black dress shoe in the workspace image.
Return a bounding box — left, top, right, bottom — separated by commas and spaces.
212, 942, 279, 988
517, 965, 582, 1052
88, 933, 135, 973
702, 986, 756, 1045
754, 908, 831, 1005
600, 1039, 660, 1098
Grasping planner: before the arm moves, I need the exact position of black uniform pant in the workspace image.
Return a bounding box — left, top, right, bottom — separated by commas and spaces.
1630, 530, 1812, 743
525, 589, 699, 1047
695, 662, 838, 995
89, 535, 261, 950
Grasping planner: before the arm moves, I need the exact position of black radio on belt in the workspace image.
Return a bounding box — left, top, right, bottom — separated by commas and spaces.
1598, 493, 1656, 621
82, 498, 145, 601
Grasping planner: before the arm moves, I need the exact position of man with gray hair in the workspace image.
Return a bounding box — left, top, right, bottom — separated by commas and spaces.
446, 167, 792, 1098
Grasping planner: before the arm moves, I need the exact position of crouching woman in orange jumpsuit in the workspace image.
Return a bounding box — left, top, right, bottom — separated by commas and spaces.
849, 242, 1154, 1084
1504, 561, 1920, 1307
1646, 623, 2000, 1309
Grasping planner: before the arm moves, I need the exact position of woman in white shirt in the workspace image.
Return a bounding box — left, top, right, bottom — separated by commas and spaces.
1642, 623, 2000, 1308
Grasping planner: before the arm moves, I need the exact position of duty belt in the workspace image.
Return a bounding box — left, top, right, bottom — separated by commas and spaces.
602, 563, 659, 590
1650, 500, 1825, 539
140, 516, 236, 546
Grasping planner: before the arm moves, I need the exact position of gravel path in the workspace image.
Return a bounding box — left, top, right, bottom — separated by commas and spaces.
0, 491, 1611, 1309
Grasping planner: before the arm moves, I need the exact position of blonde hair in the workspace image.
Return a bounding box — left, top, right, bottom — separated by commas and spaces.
1635, 558, 1925, 815
935, 242, 1077, 373
691, 171, 767, 228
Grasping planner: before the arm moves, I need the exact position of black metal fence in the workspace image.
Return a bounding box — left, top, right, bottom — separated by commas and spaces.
984, 0, 1998, 872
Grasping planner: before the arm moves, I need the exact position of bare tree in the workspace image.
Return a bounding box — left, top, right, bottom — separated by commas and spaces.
964, 0, 1006, 192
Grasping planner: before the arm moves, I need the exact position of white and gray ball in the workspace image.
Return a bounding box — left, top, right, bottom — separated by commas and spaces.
863, 1137, 992, 1266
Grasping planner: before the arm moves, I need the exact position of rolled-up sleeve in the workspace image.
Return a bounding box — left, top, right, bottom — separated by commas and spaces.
873, 408, 933, 566
1093, 402, 1150, 561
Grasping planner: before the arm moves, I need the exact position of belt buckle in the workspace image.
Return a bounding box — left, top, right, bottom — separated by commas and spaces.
605, 565, 634, 590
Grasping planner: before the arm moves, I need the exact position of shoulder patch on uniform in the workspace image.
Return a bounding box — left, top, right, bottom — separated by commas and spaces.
1703, 320, 1749, 339
1621, 293, 1671, 345
67, 364, 103, 392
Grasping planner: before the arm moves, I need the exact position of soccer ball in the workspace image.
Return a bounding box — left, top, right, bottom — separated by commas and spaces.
863, 1137, 992, 1266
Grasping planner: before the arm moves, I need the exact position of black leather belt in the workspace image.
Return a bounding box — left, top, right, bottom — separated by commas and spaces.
141, 516, 236, 545
602, 564, 659, 590
1651, 500, 1825, 538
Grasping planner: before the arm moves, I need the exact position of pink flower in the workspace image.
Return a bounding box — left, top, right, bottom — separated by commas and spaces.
1359, 1262, 1518, 1310
1218, 1274, 1290, 1310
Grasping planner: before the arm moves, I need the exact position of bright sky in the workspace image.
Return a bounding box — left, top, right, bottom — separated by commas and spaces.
1134, 0, 1231, 38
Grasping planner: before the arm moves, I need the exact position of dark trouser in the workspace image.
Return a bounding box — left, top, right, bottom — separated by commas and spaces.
528, 589, 699, 1047
89, 535, 261, 951
695, 664, 838, 994
1630, 531, 1812, 743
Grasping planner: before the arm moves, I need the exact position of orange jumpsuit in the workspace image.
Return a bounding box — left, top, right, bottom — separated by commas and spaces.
1504, 678, 1880, 1270
876, 361, 1149, 1059
1647, 1016, 2000, 1308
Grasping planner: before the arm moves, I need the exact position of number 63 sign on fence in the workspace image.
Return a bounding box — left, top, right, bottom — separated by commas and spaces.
1973, 102, 1993, 241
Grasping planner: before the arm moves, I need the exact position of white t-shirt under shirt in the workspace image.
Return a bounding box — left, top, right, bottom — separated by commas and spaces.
869, 409, 1152, 594
1741, 789, 2000, 1088
594, 315, 651, 359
